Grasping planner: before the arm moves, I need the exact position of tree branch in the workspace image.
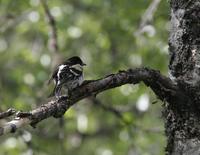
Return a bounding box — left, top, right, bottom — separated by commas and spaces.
139, 0, 161, 29
0, 108, 16, 119
91, 97, 127, 123
135, 0, 161, 36
0, 67, 180, 136
40, 0, 58, 54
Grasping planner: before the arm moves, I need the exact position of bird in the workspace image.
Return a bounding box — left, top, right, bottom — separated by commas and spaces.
48, 56, 86, 98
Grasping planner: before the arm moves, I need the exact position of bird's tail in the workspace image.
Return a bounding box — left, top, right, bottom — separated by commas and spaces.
47, 77, 53, 85
48, 85, 62, 98
48, 90, 55, 98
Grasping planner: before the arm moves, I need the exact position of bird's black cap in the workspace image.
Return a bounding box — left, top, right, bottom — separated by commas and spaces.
64, 56, 86, 66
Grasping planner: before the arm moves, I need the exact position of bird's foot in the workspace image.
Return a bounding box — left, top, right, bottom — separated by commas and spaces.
57, 95, 68, 102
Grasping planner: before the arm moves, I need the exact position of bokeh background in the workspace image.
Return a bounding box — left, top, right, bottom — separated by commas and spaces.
0, 0, 169, 154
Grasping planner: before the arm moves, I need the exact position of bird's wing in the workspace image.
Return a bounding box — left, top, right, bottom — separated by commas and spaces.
47, 67, 59, 85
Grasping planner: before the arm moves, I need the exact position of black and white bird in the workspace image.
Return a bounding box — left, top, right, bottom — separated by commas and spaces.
48, 56, 86, 98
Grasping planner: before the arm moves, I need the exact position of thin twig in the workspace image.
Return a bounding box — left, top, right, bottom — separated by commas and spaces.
91, 97, 129, 124
40, 0, 58, 54
136, 0, 161, 35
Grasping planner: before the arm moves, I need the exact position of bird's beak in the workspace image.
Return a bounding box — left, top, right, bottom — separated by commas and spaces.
82, 63, 86, 66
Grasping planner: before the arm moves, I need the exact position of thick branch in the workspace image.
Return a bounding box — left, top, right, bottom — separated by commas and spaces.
0, 68, 180, 136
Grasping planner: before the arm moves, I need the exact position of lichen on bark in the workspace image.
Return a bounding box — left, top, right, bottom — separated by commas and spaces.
166, 0, 200, 154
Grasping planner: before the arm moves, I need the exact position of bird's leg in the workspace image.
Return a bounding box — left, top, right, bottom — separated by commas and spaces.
55, 86, 62, 99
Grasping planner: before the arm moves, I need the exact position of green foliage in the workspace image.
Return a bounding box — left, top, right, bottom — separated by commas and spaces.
0, 0, 169, 154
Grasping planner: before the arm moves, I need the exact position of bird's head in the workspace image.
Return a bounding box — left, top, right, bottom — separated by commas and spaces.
66, 56, 86, 66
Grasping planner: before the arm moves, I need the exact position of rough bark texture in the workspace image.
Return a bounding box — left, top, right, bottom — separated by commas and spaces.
0, 68, 180, 136
167, 0, 200, 154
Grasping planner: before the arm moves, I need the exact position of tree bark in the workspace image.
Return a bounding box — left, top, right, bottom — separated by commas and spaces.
167, 0, 200, 154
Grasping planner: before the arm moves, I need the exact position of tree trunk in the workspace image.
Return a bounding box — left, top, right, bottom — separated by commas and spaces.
167, 0, 200, 154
